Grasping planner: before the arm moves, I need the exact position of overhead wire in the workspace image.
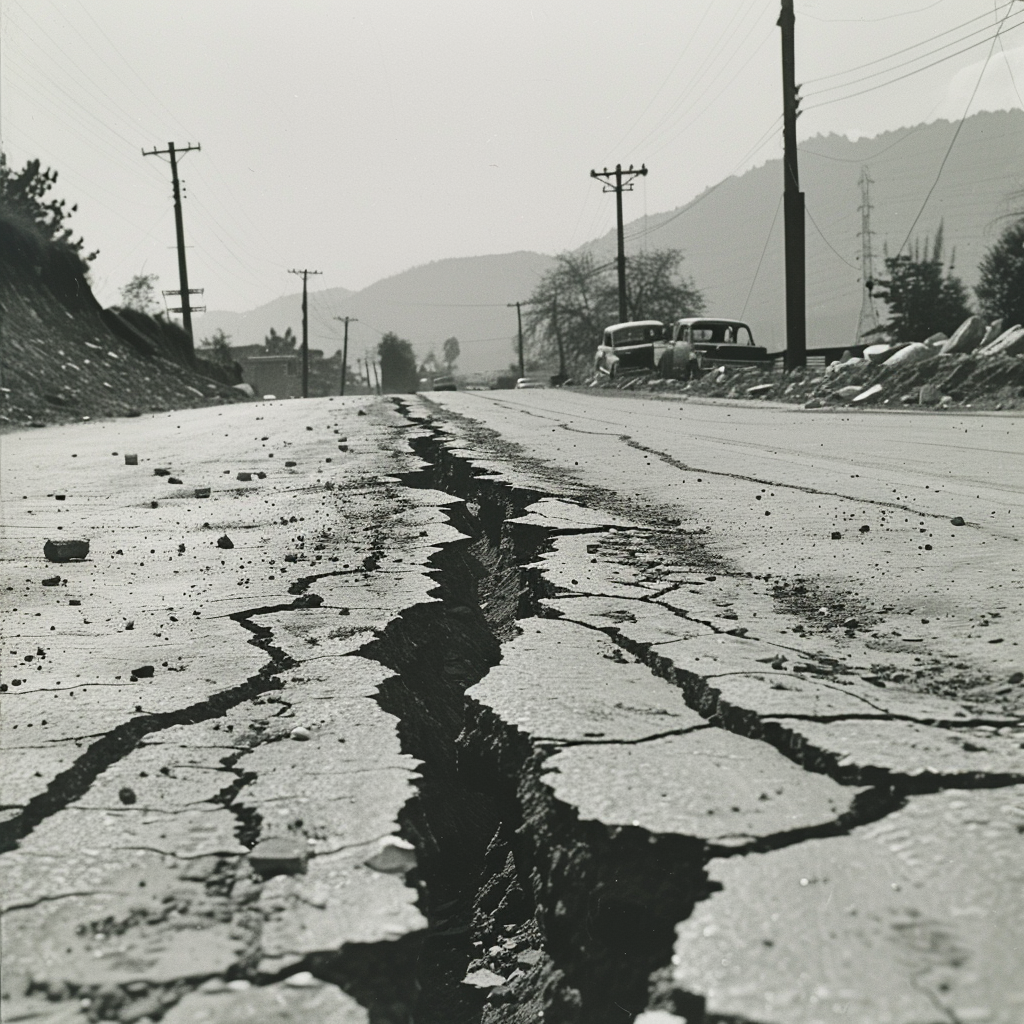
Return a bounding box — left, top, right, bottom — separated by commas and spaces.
805, 202, 859, 270
804, 1, 1016, 85
740, 193, 783, 318
646, 19, 777, 159
804, 11, 1024, 111
895, 0, 1017, 257
799, 0, 954, 24
628, 0, 765, 155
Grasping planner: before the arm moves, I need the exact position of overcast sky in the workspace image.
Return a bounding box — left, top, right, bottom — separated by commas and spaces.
2, 0, 1022, 318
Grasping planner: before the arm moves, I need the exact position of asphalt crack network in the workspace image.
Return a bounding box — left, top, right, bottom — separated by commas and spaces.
386, 397, 1023, 1023
0, 595, 311, 853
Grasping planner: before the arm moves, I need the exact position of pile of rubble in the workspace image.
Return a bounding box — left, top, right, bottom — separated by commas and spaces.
598, 317, 1024, 411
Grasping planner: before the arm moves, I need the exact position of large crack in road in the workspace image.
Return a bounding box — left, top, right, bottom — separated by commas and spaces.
382, 396, 1024, 1023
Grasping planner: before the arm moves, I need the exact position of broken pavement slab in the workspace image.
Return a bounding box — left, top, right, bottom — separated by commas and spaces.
0, 398, 438, 1022
465, 618, 872, 851
657, 786, 1024, 1024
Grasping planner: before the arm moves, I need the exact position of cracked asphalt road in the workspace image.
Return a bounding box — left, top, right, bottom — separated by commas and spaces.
1, 390, 1022, 1024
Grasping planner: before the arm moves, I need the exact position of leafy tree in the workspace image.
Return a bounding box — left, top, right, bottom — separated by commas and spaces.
0, 153, 96, 260
622, 249, 706, 324
199, 328, 234, 365
264, 327, 297, 353
442, 336, 460, 372
523, 248, 704, 371
975, 217, 1024, 327
120, 272, 160, 315
378, 332, 418, 393
875, 221, 972, 343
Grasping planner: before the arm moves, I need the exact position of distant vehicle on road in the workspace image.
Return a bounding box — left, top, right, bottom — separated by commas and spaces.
668, 318, 769, 367
432, 375, 457, 391
514, 377, 545, 389
595, 320, 666, 380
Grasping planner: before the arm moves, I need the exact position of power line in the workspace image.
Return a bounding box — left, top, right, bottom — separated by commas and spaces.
741, 193, 783, 318
806, 201, 859, 271
804, 1, 1016, 85
896, 0, 1017, 257
804, 11, 1024, 111
800, 0, 953, 24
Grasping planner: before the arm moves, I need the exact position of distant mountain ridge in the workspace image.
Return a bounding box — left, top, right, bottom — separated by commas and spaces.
196, 252, 554, 374
197, 110, 1024, 369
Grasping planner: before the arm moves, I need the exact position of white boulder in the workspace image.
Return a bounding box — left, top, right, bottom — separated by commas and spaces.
882, 342, 933, 368
940, 316, 986, 355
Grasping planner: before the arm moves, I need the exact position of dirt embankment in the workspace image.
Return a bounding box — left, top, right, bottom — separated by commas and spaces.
0, 255, 247, 429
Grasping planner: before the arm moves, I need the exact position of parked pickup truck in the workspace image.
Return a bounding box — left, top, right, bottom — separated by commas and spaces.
667, 318, 769, 368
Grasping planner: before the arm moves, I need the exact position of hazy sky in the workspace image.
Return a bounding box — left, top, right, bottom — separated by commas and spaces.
2, 0, 1023, 320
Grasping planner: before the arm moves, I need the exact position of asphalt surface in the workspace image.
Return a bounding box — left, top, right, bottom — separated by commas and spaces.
1, 390, 1021, 1024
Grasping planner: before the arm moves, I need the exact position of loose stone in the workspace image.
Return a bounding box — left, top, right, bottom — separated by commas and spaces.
44, 539, 90, 562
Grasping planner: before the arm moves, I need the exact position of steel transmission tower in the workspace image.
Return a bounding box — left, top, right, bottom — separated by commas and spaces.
856, 166, 880, 343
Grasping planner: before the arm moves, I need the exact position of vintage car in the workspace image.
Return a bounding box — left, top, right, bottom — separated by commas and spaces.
667, 318, 769, 366
514, 377, 546, 389
594, 320, 668, 379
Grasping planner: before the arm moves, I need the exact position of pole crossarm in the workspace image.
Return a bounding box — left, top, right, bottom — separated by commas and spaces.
142, 143, 201, 159
590, 165, 647, 190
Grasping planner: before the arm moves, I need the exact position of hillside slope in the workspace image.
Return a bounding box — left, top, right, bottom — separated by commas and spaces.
195, 251, 555, 373
585, 109, 1024, 351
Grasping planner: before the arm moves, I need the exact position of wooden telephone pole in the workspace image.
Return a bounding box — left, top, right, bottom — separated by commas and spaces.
778, 0, 806, 369
591, 163, 647, 323
142, 142, 203, 339
508, 301, 525, 379
288, 268, 322, 397
334, 316, 357, 396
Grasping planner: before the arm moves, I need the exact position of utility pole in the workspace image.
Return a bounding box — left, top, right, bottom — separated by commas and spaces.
143, 141, 202, 339
333, 316, 357, 395
508, 301, 525, 379
856, 166, 880, 343
778, 0, 806, 370
288, 268, 322, 398
590, 163, 647, 323
553, 294, 567, 381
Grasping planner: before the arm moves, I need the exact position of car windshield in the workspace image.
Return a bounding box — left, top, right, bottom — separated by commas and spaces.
609, 324, 665, 347
688, 323, 752, 345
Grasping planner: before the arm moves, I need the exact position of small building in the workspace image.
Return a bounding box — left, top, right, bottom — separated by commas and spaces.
242, 354, 300, 398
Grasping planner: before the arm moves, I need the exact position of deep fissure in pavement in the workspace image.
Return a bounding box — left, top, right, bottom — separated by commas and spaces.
366, 407, 715, 1023
376, 401, 1024, 1023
